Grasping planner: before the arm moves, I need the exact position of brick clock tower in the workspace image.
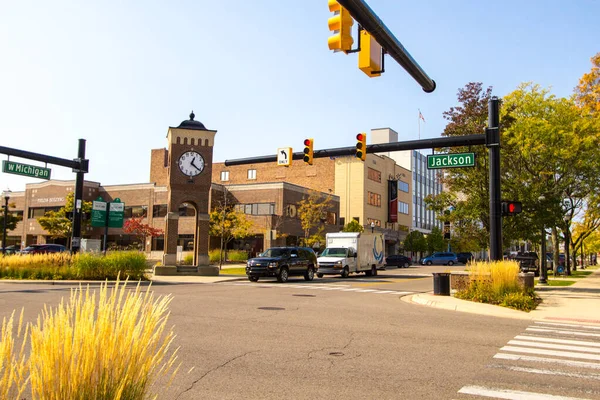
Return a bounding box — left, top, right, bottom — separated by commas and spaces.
163, 112, 217, 275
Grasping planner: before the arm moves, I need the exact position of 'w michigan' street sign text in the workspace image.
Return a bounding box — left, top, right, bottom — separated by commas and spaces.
2, 160, 51, 179
427, 153, 475, 169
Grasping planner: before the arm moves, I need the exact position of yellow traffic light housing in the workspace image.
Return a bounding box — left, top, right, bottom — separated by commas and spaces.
358, 30, 383, 77
355, 133, 366, 161
328, 0, 354, 52
303, 138, 314, 165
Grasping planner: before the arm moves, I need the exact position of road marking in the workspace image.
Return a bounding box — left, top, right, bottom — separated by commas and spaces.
494, 353, 600, 369
458, 385, 592, 399
515, 335, 600, 348
227, 282, 411, 295
535, 322, 600, 331
508, 340, 600, 354
500, 346, 600, 361
491, 364, 600, 380
526, 328, 600, 338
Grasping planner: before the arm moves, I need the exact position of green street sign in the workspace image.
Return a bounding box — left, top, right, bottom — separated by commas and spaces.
91, 197, 107, 227
2, 160, 51, 180
427, 152, 475, 169
108, 198, 124, 228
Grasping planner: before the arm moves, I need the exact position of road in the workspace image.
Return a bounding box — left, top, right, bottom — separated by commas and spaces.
1, 265, 599, 399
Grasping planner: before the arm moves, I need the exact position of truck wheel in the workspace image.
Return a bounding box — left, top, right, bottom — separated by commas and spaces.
371, 266, 377, 276
248, 276, 259, 282
317, 273, 324, 278
304, 267, 315, 281
277, 267, 289, 283
341, 267, 349, 278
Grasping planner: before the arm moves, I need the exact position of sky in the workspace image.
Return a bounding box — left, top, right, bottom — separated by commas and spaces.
1, 0, 598, 193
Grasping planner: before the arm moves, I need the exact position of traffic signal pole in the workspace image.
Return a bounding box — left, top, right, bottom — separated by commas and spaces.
335, 0, 436, 93
487, 97, 502, 261
71, 139, 86, 253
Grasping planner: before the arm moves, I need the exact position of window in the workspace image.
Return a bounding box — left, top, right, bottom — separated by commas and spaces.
398, 180, 409, 193
399, 201, 409, 215
234, 203, 275, 215
247, 169, 257, 180
151, 235, 164, 251
367, 168, 381, 183
153, 204, 168, 218
28, 207, 61, 219
178, 234, 195, 250
367, 218, 381, 227
220, 171, 229, 181
178, 204, 195, 216
367, 192, 381, 207
124, 206, 147, 219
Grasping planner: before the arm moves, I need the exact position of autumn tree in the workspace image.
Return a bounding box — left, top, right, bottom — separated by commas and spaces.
574, 52, 600, 116
38, 192, 92, 246
209, 189, 253, 268
122, 217, 164, 251
297, 190, 333, 248
342, 220, 364, 233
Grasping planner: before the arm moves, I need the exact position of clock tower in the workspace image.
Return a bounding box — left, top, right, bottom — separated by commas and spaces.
163, 112, 217, 274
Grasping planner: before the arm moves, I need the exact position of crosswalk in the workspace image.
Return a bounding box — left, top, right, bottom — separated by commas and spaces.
225, 281, 413, 296
457, 321, 600, 399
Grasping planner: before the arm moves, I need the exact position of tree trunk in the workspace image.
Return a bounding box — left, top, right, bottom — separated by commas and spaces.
551, 227, 559, 276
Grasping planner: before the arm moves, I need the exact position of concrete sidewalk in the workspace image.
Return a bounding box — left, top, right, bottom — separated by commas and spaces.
406, 267, 600, 324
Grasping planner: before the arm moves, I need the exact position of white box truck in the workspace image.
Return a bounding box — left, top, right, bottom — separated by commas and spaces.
316, 232, 385, 278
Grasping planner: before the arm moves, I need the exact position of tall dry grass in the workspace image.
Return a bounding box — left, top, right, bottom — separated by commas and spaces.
467, 260, 521, 296
0, 309, 29, 399
0, 279, 179, 399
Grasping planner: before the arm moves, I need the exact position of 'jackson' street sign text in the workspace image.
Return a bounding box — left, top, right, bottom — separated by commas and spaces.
427, 153, 475, 169
2, 160, 51, 179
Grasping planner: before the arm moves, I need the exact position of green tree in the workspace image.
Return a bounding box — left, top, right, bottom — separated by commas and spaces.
297, 191, 333, 248
403, 230, 426, 260
209, 196, 253, 269
38, 193, 92, 245
0, 202, 20, 233
341, 220, 364, 233
426, 227, 445, 254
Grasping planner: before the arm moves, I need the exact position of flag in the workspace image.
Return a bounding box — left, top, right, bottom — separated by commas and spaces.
418, 109, 426, 122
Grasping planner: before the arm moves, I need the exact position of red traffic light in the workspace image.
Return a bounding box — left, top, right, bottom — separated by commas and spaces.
304, 139, 312, 146
508, 203, 516, 213
356, 133, 364, 141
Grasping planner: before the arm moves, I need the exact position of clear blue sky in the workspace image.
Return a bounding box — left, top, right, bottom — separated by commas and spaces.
1, 0, 598, 192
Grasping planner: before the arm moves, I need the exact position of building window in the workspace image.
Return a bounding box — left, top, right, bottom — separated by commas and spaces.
152, 204, 168, 218
367, 168, 381, 183
398, 180, 409, 193
178, 234, 195, 251
234, 203, 275, 215
124, 206, 147, 219
367, 218, 381, 227
399, 201, 409, 215
367, 191, 381, 207
178, 204, 196, 216
247, 169, 257, 180
220, 171, 229, 181
28, 207, 61, 219
151, 235, 164, 251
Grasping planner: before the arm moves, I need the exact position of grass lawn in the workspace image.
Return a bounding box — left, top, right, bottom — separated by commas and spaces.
536, 279, 576, 287
219, 267, 247, 275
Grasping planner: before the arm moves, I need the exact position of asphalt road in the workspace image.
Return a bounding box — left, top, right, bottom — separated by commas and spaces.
1, 266, 599, 399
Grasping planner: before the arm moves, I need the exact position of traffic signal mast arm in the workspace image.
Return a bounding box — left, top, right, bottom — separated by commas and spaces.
224, 134, 486, 166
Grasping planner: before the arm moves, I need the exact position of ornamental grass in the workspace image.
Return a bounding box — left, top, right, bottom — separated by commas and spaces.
0, 251, 148, 280
456, 260, 537, 311
0, 278, 179, 399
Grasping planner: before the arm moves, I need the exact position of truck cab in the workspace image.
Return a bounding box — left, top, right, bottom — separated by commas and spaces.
316, 246, 357, 278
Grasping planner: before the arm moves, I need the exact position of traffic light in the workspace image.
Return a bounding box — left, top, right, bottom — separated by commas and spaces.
355, 132, 367, 161
501, 201, 522, 216
303, 138, 314, 165
328, 0, 354, 52
443, 221, 451, 240
358, 30, 383, 77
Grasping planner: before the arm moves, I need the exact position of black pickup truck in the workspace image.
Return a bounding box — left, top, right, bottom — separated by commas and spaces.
513, 252, 540, 276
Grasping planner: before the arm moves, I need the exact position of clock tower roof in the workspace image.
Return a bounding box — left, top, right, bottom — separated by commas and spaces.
174, 111, 208, 131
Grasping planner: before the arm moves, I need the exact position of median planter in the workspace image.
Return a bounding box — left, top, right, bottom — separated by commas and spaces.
518, 272, 535, 290
450, 271, 470, 293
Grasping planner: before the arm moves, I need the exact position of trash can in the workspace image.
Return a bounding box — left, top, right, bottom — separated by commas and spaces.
432, 272, 451, 296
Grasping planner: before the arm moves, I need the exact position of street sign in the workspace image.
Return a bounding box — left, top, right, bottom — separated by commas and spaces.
108, 198, 124, 228
277, 147, 292, 166
427, 153, 475, 169
2, 160, 51, 180
91, 197, 107, 227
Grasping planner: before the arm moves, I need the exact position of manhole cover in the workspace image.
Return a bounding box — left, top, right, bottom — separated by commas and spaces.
257, 307, 285, 311
329, 352, 344, 357
292, 294, 316, 297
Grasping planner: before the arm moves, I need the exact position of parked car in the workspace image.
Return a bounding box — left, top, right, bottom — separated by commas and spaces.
456, 252, 474, 264
384, 254, 412, 268
246, 247, 317, 283
1, 245, 21, 255
20, 244, 68, 255
420, 252, 458, 266
514, 252, 540, 276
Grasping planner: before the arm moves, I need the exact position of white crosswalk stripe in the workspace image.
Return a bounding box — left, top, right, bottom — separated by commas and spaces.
226, 282, 411, 296
458, 321, 600, 399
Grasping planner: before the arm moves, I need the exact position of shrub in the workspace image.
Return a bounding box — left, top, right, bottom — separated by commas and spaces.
227, 250, 249, 262
182, 254, 194, 265
0, 279, 179, 399
501, 291, 537, 311
209, 249, 221, 263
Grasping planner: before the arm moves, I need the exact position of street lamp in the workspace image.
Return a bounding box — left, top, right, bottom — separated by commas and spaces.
563, 214, 570, 275
2, 190, 11, 255
537, 194, 548, 285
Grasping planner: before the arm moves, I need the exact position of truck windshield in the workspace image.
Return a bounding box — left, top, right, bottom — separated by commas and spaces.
320, 248, 347, 257
261, 248, 288, 258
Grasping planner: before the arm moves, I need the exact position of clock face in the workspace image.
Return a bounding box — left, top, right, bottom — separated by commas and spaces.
178, 151, 205, 177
